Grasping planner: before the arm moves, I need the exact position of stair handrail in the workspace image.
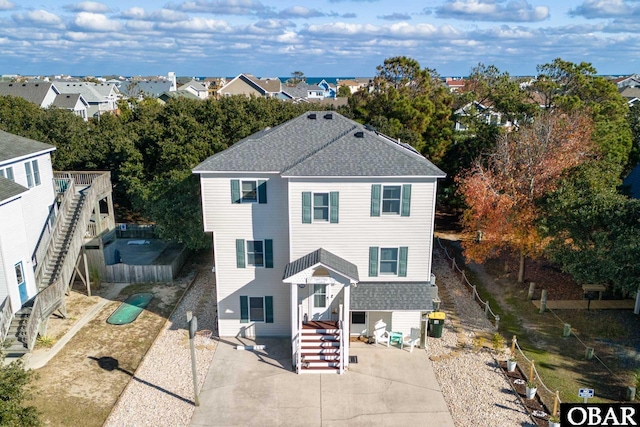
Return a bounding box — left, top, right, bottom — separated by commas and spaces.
31, 198, 59, 274
297, 304, 303, 373
0, 296, 14, 343
26, 172, 112, 349
34, 178, 77, 291
25, 276, 66, 350
338, 320, 344, 374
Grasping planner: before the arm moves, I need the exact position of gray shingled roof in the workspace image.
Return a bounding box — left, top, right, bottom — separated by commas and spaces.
0, 130, 55, 163
0, 176, 27, 203
193, 111, 445, 178
283, 248, 359, 281
0, 82, 56, 106
624, 163, 640, 199
55, 82, 117, 103
351, 281, 434, 311
52, 93, 84, 109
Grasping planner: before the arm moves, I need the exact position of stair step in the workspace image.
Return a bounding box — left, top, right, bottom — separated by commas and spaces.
301, 329, 340, 335
299, 366, 341, 373
300, 348, 340, 355
301, 355, 340, 361
300, 335, 339, 341
301, 340, 340, 347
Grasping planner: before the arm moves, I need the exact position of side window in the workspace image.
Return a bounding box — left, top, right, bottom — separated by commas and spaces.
303, 191, 338, 223
25, 162, 33, 188
32, 160, 41, 186
368, 246, 408, 277
240, 295, 274, 323
231, 179, 267, 204
371, 184, 411, 217
236, 239, 273, 268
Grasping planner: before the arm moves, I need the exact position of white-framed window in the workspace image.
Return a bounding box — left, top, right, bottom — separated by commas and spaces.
382, 186, 401, 214
241, 180, 258, 203
379, 247, 399, 275
24, 160, 40, 188
0, 166, 14, 182
246, 240, 264, 267
249, 296, 265, 322
313, 193, 329, 221
15, 262, 25, 285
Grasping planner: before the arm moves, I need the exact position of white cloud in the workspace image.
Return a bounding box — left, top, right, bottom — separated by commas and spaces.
569, 0, 640, 18
121, 7, 189, 22
0, 0, 15, 11
73, 12, 122, 32
13, 10, 64, 28
66, 1, 111, 13
436, 0, 550, 22
156, 17, 232, 33
167, 0, 272, 16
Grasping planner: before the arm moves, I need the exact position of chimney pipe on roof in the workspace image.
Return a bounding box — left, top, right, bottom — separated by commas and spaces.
307, 113, 317, 119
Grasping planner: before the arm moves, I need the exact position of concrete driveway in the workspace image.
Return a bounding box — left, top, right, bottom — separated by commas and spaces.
190, 338, 455, 427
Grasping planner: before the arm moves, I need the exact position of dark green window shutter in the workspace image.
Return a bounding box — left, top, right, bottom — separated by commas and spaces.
265, 296, 274, 323
370, 184, 381, 217
401, 184, 412, 217
369, 246, 379, 277
236, 239, 245, 268
240, 296, 249, 323
265, 239, 273, 268
398, 247, 408, 277
302, 192, 312, 224
258, 180, 267, 204
330, 191, 339, 223
231, 180, 241, 203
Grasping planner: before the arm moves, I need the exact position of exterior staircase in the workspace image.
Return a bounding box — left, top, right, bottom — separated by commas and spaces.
299, 323, 342, 373
0, 172, 113, 355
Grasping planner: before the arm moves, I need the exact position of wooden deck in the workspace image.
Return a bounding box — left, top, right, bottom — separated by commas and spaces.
302, 320, 339, 330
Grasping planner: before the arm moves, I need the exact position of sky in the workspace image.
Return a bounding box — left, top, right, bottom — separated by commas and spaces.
0, 0, 639, 78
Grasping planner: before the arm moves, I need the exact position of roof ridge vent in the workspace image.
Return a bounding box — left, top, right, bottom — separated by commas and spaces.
324, 113, 333, 120
354, 131, 364, 138
307, 113, 317, 119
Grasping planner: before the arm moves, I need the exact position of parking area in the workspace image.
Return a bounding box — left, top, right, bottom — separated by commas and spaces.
190, 338, 455, 427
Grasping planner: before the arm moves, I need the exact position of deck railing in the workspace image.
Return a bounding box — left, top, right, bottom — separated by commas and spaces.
25, 277, 66, 350
27, 171, 112, 349
31, 199, 59, 273
0, 296, 14, 343
338, 303, 345, 374
53, 171, 107, 187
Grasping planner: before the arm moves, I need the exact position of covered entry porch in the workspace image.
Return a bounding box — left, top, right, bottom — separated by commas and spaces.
283, 248, 359, 374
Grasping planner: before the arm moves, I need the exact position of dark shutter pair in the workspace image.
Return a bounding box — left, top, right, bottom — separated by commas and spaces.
368, 246, 408, 277
302, 191, 339, 223
231, 179, 267, 203
240, 296, 274, 323
370, 184, 411, 216
236, 239, 273, 268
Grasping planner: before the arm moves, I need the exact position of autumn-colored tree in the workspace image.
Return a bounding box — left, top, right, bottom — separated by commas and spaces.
457, 111, 596, 282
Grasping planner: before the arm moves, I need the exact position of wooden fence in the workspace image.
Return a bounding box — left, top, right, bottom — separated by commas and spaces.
103, 244, 189, 283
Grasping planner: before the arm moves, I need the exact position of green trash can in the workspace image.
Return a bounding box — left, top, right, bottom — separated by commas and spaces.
428, 312, 446, 338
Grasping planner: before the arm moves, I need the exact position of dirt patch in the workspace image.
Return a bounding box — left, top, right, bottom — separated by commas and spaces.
26, 275, 195, 427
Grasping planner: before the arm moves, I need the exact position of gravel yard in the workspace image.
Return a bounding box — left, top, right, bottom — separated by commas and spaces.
429, 248, 536, 427
102, 248, 536, 427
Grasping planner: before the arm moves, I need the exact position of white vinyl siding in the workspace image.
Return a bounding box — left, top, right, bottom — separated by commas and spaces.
391, 311, 422, 337
289, 178, 437, 281
199, 173, 290, 337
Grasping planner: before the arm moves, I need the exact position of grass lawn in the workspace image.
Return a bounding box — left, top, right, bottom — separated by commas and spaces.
27, 281, 186, 427
439, 238, 639, 409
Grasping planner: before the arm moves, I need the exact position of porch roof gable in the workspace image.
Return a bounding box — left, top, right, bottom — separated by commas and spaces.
283, 248, 359, 283
351, 281, 434, 311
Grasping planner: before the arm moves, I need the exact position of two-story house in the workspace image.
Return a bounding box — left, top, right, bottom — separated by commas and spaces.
194, 111, 445, 373
0, 131, 56, 310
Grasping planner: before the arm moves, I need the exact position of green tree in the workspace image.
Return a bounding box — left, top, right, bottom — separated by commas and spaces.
542, 161, 640, 294
286, 71, 305, 86
336, 85, 351, 98
0, 355, 41, 426
346, 56, 454, 163
627, 103, 640, 171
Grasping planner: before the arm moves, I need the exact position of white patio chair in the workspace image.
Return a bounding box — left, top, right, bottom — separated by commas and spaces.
373, 320, 390, 347
402, 327, 421, 353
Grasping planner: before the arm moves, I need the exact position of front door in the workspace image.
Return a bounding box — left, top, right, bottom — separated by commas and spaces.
15, 262, 28, 304
310, 284, 329, 320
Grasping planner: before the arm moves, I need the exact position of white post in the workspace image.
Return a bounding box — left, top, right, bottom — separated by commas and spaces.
343, 284, 351, 370
635, 287, 640, 315
290, 284, 298, 372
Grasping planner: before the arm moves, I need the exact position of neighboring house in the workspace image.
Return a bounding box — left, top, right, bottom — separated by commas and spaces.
454, 101, 514, 131
620, 87, 640, 106
51, 93, 89, 121
612, 74, 640, 89
0, 81, 59, 108
120, 72, 177, 99
0, 131, 56, 311
336, 79, 368, 94
283, 80, 336, 101
205, 77, 226, 98
217, 74, 282, 98
193, 111, 445, 374
445, 77, 466, 93
158, 90, 202, 104
55, 82, 119, 119
178, 80, 209, 100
